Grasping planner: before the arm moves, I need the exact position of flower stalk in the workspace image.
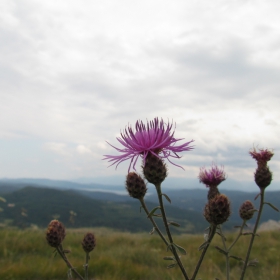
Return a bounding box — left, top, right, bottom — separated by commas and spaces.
155, 183, 189, 280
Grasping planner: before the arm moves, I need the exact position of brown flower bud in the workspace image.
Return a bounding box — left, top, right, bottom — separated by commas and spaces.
126, 172, 147, 199
254, 166, 272, 189
46, 220, 66, 247
207, 186, 220, 200
204, 194, 231, 225
239, 200, 255, 221
82, 232, 96, 253
143, 153, 167, 185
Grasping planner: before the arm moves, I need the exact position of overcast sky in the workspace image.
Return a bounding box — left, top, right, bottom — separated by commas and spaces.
0, 0, 280, 190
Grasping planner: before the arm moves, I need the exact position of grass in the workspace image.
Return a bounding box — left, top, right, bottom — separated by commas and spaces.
0, 227, 280, 280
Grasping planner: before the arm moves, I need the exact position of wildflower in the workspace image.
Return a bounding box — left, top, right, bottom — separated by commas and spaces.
204, 194, 231, 225
199, 164, 226, 188
249, 147, 274, 167
104, 117, 194, 171
126, 172, 147, 199
250, 147, 273, 189
82, 233, 96, 253
46, 220, 66, 248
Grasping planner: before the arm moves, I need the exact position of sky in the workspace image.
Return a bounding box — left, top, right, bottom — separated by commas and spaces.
0, 0, 280, 191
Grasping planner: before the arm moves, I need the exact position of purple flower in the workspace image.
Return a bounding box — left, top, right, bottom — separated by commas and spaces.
104, 117, 194, 171
249, 147, 274, 167
199, 164, 226, 188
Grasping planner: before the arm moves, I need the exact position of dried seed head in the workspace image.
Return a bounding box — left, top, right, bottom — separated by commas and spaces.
46, 220, 66, 247
126, 172, 147, 199
204, 194, 231, 225
254, 166, 273, 189
82, 232, 96, 253
239, 200, 255, 221
143, 153, 167, 185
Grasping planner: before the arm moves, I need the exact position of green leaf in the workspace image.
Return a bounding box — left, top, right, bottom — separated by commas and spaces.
162, 193, 171, 203
163, 256, 175, 261
152, 214, 162, 218
264, 202, 279, 212
198, 241, 209, 251
173, 243, 187, 255
243, 232, 259, 237
167, 263, 177, 269
147, 206, 161, 218
168, 221, 181, 227
215, 246, 228, 255
0, 197, 6, 203
229, 255, 243, 261
247, 259, 259, 267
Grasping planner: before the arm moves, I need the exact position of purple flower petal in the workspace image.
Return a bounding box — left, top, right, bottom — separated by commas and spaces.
104, 117, 194, 172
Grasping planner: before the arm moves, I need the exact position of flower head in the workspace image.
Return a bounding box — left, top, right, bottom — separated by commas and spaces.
46, 220, 66, 248
104, 117, 194, 171
249, 147, 274, 167
199, 164, 226, 188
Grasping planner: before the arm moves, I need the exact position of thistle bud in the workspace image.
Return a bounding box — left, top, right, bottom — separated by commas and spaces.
46, 220, 66, 248
207, 186, 220, 200
254, 166, 272, 189
239, 200, 255, 221
143, 153, 167, 185
82, 232, 96, 253
126, 172, 147, 199
204, 194, 231, 225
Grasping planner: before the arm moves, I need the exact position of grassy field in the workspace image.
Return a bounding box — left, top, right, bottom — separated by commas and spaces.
0, 227, 279, 280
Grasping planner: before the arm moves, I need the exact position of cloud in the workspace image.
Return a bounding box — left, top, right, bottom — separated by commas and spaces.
0, 1, 279, 187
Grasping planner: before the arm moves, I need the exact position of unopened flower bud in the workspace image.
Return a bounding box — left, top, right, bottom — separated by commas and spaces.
82, 232, 96, 253
204, 194, 231, 225
143, 153, 167, 185
46, 220, 66, 247
126, 172, 147, 199
239, 200, 255, 221
254, 166, 272, 189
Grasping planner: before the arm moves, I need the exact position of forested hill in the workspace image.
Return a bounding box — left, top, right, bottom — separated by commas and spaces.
0, 186, 209, 233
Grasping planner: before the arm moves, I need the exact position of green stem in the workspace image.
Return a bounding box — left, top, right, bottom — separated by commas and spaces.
56, 245, 84, 280
218, 226, 230, 280
190, 225, 217, 280
84, 252, 90, 280
139, 198, 169, 247
155, 183, 189, 280
228, 220, 246, 251
239, 189, 265, 280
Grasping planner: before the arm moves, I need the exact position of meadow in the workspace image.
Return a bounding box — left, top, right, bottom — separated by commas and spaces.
0, 227, 279, 280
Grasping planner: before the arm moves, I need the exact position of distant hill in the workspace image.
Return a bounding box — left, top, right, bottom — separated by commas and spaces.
0, 178, 279, 232
0, 186, 208, 233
